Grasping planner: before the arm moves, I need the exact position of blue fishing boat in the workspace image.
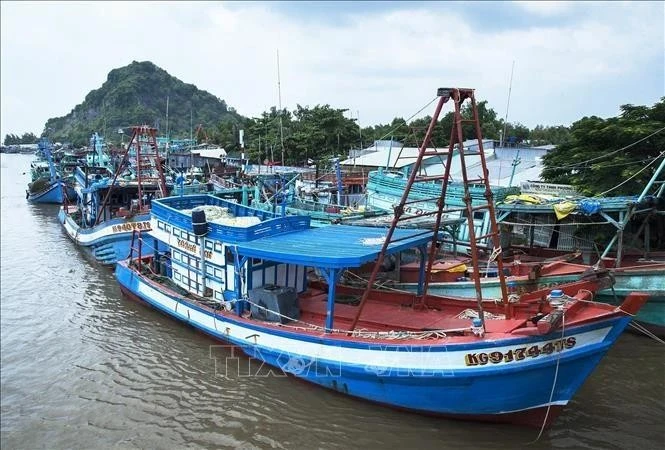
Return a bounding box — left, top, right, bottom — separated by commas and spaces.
115, 193, 646, 427
114, 88, 648, 427
26, 137, 75, 204
58, 126, 169, 265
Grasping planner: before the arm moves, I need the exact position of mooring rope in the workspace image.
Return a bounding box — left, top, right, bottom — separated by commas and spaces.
628, 322, 665, 345
531, 309, 566, 444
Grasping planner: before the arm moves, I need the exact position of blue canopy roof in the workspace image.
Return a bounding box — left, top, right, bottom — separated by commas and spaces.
235, 225, 432, 269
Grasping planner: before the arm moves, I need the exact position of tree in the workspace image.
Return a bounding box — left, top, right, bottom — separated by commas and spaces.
3, 133, 37, 145
3, 134, 18, 145
541, 98, 665, 196
530, 125, 571, 146
241, 104, 361, 165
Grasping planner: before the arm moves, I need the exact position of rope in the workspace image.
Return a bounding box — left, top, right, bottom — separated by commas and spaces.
456, 309, 505, 320
584, 154, 663, 169
375, 97, 439, 143
531, 309, 566, 443
577, 289, 595, 302
594, 151, 665, 197
487, 246, 502, 263
341, 270, 414, 294
498, 219, 611, 227
140, 260, 460, 340
628, 322, 665, 344
484, 246, 502, 278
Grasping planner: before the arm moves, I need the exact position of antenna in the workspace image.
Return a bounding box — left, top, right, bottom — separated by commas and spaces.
103, 101, 107, 143
166, 96, 170, 140
500, 60, 515, 149
277, 49, 285, 166
357, 110, 363, 149
190, 107, 193, 168
165, 95, 170, 166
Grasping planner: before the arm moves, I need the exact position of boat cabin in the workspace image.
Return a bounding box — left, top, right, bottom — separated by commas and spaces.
145, 195, 433, 330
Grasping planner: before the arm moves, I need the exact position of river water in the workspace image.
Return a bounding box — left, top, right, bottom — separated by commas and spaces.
1, 154, 663, 449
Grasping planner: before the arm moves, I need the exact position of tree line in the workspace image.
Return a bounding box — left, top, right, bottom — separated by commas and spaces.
541, 98, 664, 196
206, 97, 664, 196
10, 95, 663, 196
204, 100, 569, 166
3, 132, 38, 146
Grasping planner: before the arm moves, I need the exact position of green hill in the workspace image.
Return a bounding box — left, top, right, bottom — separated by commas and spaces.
44, 61, 243, 146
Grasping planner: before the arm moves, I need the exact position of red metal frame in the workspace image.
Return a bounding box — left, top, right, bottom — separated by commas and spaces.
350, 88, 510, 331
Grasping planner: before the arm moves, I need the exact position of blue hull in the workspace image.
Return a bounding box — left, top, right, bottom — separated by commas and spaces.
115, 261, 633, 426
26, 181, 64, 204
26, 181, 76, 204
58, 209, 163, 265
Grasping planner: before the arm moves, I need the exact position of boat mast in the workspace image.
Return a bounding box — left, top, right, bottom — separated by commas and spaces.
277, 49, 285, 166
94, 126, 167, 226
508, 148, 521, 187
190, 107, 193, 169
103, 101, 107, 144
40, 138, 57, 182
165, 95, 170, 168
500, 61, 515, 149
358, 110, 363, 150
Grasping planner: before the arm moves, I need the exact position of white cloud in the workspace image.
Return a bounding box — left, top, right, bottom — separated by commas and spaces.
1, 1, 663, 139
513, 1, 573, 17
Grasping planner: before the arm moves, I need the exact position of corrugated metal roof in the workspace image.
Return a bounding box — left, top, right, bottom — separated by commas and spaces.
192, 147, 227, 159
341, 139, 495, 170
340, 146, 435, 168
419, 145, 552, 187
494, 146, 548, 162
236, 225, 431, 269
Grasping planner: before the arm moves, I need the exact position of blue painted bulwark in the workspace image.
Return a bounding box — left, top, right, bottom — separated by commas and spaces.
153, 195, 431, 268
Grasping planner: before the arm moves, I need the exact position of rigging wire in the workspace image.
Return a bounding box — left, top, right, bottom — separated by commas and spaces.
375, 97, 439, 143
582, 154, 663, 169
594, 151, 665, 197
550, 126, 665, 171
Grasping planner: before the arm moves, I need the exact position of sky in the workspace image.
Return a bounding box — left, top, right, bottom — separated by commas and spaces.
1, 1, 663, 139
